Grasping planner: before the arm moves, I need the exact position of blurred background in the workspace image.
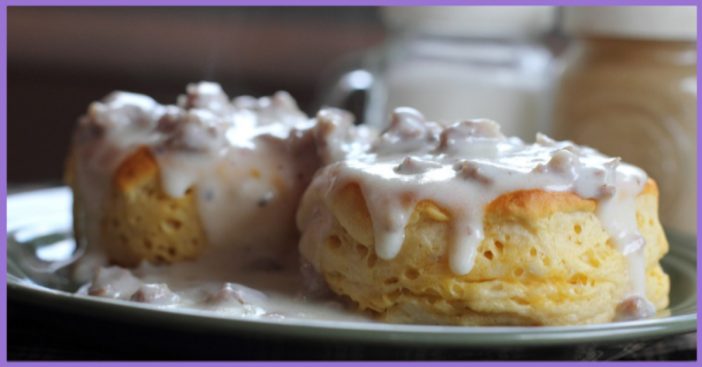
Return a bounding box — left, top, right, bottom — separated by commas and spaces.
7, 6, 697, 235
8, 7, 385, 181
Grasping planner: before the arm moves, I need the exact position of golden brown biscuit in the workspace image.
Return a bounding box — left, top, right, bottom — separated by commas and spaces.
67, 84, 369, 270
69, 147, 208, 266
308, 180, 669, 326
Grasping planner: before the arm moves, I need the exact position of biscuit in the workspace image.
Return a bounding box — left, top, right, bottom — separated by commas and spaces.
308, 181, 668, 325
297, 108, 670, 326
69, 147, 207, 266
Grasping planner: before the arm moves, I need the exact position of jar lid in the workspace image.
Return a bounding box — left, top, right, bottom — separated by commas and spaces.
563, 6, 696, 40
382, 6, 556, 38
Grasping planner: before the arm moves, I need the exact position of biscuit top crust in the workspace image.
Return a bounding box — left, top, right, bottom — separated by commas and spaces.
76, 82, 310, 183
298, 107, 653, 317
73, 82, 371, 252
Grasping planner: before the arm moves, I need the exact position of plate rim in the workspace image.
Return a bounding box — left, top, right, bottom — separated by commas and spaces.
7, 279, 697, 347
6, 187, 699, 347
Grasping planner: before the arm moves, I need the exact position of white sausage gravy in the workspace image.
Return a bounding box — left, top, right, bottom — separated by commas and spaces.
71, 82, 373, 322
70, 84, 655, 322
297, 107, 655, 321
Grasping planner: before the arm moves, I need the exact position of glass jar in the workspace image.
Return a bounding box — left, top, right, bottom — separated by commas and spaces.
554, 6, 697, 235
322, 6, 556, 140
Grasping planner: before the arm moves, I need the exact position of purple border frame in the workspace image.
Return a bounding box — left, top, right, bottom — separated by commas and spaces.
1, 1, 6, 365
2, 0, 701, 5
696, 3, 701, 364
0, 1, 698, 366
2, 0, 701, 4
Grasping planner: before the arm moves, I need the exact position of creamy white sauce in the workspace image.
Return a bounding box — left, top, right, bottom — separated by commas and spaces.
72, 84, 655, 322
72, 82, 371, 267
79, 254, 371, 322
71, 82, 375, 321
298, 107, 654, 317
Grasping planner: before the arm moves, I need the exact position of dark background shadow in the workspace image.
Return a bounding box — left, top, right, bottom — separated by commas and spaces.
8, 7, 384, 183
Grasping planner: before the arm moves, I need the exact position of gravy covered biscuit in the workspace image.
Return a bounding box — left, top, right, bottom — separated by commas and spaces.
67, 82, 368, 278
297, 108, 669, 326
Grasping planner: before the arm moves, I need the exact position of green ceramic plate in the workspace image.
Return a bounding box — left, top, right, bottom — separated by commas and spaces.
7, 187, 697, 347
